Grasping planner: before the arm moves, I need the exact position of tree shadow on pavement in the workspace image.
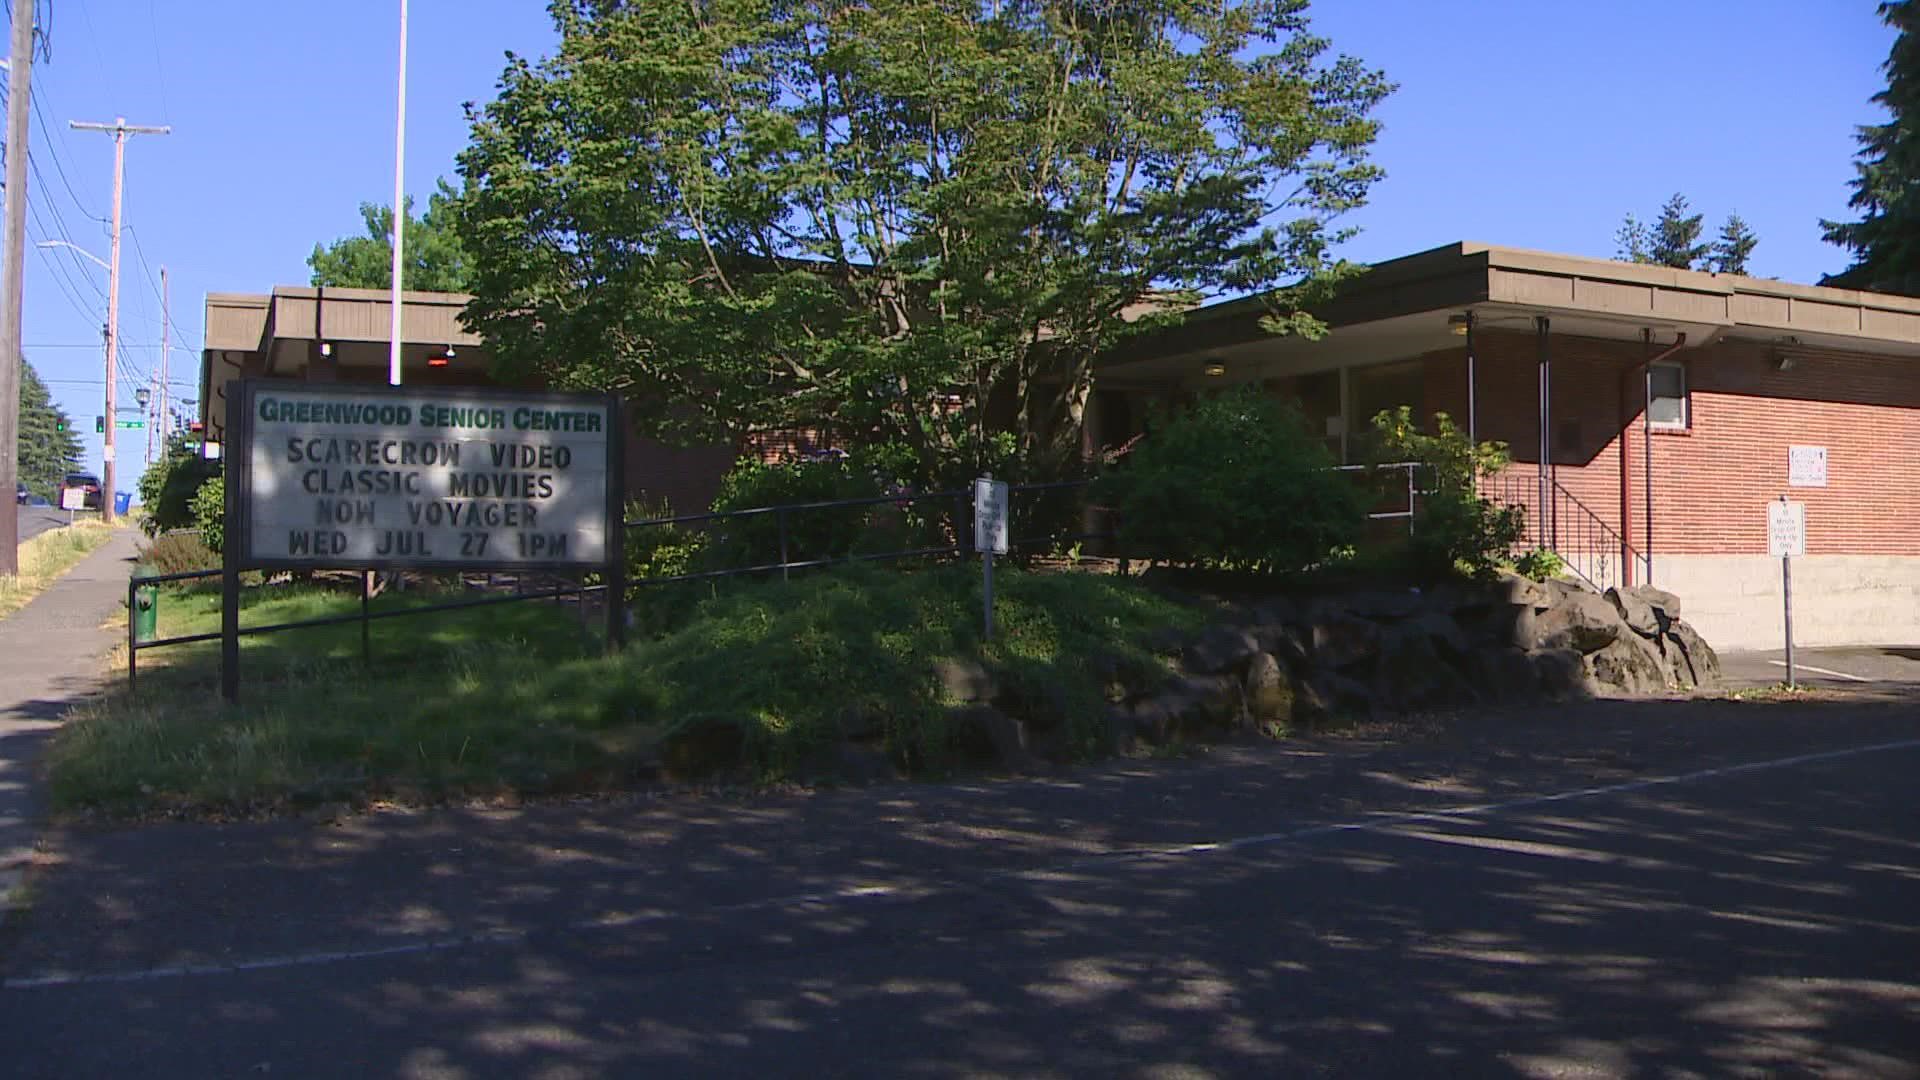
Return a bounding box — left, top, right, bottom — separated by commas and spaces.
2, 695, 1918, 1078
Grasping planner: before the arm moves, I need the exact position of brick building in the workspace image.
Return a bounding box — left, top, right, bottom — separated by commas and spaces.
1095, 242, 1920, 651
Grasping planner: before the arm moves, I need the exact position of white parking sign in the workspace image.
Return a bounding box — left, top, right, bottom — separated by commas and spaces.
973, 478, 1009, 555
1768, 500, 1805, 558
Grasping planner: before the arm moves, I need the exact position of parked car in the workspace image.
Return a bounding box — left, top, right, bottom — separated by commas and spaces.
60, 472, 103, 510
14, 481, 24, 505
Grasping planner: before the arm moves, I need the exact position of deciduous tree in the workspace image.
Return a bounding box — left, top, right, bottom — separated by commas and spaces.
309, 180, 471, 292
456, 0, 1391, 485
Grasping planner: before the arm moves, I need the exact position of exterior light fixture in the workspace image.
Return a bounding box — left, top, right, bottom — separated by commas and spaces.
135, 387, 151, 408
427, 345, 455, 368
1448, 313, 1472, 336
1203, 361, 1228, 377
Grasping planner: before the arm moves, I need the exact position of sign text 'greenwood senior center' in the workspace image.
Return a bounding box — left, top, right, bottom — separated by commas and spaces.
238, 384, 614, 569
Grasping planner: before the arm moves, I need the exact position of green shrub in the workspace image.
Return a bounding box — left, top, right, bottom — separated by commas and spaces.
136, 448, 220, 537
189, 474, 225, 553
1368, 406, 1525, 579
137, 531, 221, 578
1512, 547, 1565, 581
1096, 388, 1364, 574
697, 455, 889, 572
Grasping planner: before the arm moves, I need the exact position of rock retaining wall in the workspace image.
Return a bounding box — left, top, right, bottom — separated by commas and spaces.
951, 572, 1723, 769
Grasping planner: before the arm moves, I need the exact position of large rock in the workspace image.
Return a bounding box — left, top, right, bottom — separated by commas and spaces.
934, 657, 1000, 703
1662, 619, 1723, 689
1628, 585, 1682, 619
1533, 589, 1625, 653
1585, 633, 1670, 696
1374, 622, 1479, 712
1336, 590, 1425, 621
1527, 647, 1586, 700
1253, 622, 1311, 671
1472, 646, 1540, 701
1296, 670, 1377, 722
1399, 611, 1471, 662
1243, 651, 1294, 728
1487, 568, 1550, 609
1250, 596, 1302, 631
1184, 625, 1262, 675
1311, 611, 1384, 670
1604, 587, 1661, 638
950, 703, 1040, 771
1155, 673, 1247, 735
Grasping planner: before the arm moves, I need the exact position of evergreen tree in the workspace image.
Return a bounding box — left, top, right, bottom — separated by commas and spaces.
1615, 213, 1652, 264
16, 360, 82, 500
1822, 1, 1920, 294
1710, 213, 1759, 275
1647, 193, 1709, 270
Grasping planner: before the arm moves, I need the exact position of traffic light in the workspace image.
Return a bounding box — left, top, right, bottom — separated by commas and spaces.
95, 415, 105, 433
54, 419, 67, 432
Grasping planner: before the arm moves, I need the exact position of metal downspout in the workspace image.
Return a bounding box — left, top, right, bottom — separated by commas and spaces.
1536, 317, 1550, 549
1619, 330, 1687, 586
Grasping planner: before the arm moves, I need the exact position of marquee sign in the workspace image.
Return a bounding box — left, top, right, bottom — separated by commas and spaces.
229, 381, 621, 571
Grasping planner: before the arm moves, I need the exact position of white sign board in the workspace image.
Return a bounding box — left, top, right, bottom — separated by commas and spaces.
59, 485, 87, 511
1788, 445, 1828, 488
1768, 500, 1806, 558
237, 383, 614, 569
973, 478, 1010, 556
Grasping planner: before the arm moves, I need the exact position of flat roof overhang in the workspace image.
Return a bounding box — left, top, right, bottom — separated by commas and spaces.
200, 286, 492, 445
1098, 241, 1920, 386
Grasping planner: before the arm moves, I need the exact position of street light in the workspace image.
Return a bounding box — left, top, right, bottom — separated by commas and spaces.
37, 239, 109, 271
37, 239, 119, 511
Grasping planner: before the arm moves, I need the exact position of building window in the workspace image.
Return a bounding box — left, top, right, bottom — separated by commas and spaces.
1648, 361, 1688, 429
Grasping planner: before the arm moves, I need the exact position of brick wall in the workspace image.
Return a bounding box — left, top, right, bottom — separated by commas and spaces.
1413, 329, 1920, 559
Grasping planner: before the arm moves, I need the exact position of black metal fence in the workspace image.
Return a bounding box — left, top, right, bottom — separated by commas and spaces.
123, 464, 1435, 687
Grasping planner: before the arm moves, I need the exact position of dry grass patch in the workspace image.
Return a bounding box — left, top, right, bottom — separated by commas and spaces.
0, 521, 115, 621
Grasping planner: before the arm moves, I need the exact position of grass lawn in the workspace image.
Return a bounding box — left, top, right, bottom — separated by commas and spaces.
48, 564, 1201, 818
0, 521, 115, 621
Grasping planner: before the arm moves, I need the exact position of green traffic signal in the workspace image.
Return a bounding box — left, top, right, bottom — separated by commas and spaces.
95, 415, 105, 433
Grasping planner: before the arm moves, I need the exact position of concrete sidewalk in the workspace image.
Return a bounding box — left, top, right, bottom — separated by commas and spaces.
0, 528, 140, 914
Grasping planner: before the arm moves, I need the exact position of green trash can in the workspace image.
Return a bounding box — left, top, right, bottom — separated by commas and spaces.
132, 582, 158, 643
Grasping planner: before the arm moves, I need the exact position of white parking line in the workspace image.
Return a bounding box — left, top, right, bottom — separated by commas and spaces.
1768, 660, 1872, 682
8, 736, 1920, 991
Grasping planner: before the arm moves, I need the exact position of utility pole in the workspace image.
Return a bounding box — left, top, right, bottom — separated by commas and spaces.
71, 117, 170, 523
156, 265, 169, 462
0, 6, 35, 574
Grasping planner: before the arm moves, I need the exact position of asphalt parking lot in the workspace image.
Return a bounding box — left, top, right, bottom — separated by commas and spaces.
1720, 644, 1920, 691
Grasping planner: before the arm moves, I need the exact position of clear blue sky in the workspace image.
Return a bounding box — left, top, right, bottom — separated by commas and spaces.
12, 1, 1894, 482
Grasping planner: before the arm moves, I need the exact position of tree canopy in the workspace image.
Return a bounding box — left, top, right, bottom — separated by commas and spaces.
308, 180, 472, 292
455, 0, 1391, 484
1822, 1, 1920, 294
1614, 193, 1757, 274
16, 360, 81, 499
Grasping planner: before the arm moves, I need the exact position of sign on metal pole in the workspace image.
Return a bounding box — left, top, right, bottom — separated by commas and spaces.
221, 380, 625, 702
234, 382, 615, 569
1767, 498, 1805, 558
1769, 496, 1804, 687
1788, 445, 1827, 488
973, 477, 1009, 556
974, 476, 1009, 641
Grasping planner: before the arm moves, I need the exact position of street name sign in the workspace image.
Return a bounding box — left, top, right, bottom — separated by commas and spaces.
232, 381, 620, 570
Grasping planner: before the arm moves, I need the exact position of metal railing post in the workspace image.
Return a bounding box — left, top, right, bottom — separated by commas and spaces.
1405, 464, 1415, 537
127, 576, 137, 690
361, 570, 371, 666
777, 507, 791, 581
